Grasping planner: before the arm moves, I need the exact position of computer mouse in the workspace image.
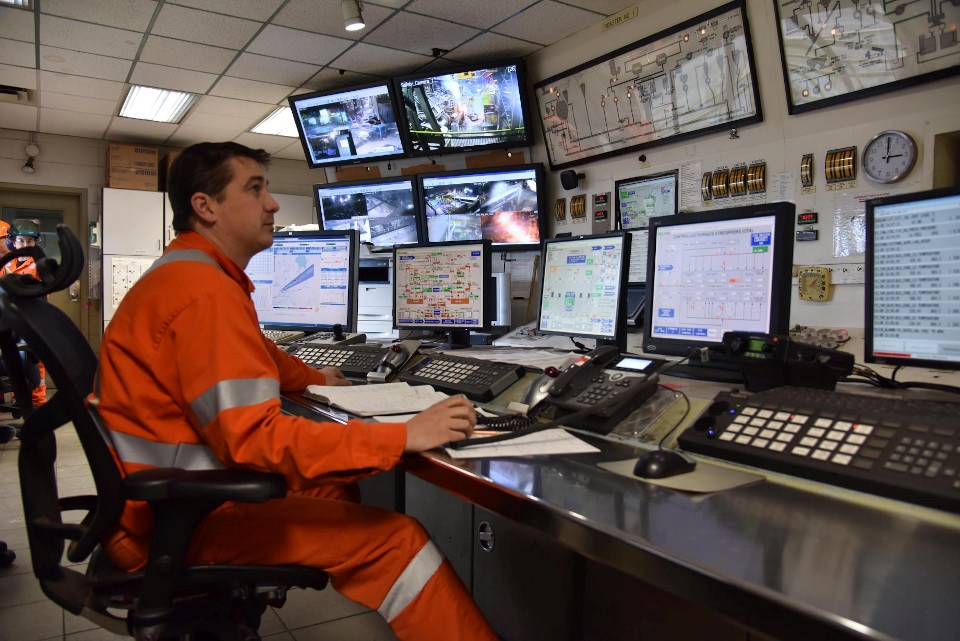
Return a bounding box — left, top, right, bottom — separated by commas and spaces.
632, 449, 696, 479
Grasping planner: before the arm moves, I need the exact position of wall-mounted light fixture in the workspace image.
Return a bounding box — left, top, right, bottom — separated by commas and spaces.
341, 0, 365, 31
21, 142, 39, 174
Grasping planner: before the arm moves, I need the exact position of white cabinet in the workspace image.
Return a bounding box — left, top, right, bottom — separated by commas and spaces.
102, 188, 164, 256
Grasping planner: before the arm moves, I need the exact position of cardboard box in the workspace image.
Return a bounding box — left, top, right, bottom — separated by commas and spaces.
107, 166, 159, 191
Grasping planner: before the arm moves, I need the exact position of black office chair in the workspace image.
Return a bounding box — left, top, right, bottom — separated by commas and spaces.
0, 225, 328, 641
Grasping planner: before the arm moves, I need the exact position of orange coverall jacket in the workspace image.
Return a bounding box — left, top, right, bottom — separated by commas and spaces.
4, 256, 47, 406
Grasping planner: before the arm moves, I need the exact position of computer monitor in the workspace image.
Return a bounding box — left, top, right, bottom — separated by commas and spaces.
419, 163, 545, 250
865, 186, 960, 371
288, 81, 406, 169
642, 202, 795, 380
245, 230, 359, 333
393, 240, 494, 347
616, 170, 678, 284
537, 231, 631, 353
314, 176, 421, 249
395, 58, 533, 156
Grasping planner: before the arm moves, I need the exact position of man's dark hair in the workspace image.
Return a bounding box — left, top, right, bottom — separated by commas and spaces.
167, 142, 271, 233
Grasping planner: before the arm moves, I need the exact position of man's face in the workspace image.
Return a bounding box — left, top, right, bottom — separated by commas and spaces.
14, 235, 37, 249
209, 156, 279, 263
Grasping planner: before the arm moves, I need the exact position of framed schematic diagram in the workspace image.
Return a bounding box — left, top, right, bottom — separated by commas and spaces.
534, 0, 761, 170
774, 0, 960, 114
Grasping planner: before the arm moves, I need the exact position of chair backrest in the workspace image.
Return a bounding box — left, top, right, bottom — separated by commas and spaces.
0, 225, 125, 608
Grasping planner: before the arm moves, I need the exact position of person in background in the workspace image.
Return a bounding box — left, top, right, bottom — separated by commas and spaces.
94, 142, 497, 641
2, 219, 46, 407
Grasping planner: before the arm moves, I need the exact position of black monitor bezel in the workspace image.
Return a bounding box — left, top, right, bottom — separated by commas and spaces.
614, 169, 680, 230
536, 231, 631, 353
313, 175, 424, 249
393, 58, 534, 158
392, 238, 495, 334
253, 229, 360, 333
417, 162, 546, 251
287, 80, 408, 169
641, 202, 796, 358
864, 186, 960, 371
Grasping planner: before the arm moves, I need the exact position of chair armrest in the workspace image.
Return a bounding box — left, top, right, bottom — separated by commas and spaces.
125, 468, 286, 503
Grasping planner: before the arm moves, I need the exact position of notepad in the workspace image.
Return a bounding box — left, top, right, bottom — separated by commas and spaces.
304, 382, 449, 416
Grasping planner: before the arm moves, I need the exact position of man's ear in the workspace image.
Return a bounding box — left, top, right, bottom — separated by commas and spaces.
191, 193, 218, 225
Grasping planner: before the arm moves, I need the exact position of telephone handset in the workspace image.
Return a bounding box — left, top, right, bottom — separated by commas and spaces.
536, 346, 661, 434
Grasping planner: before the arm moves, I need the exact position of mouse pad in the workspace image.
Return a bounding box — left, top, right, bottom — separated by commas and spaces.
597, 458, 765, 493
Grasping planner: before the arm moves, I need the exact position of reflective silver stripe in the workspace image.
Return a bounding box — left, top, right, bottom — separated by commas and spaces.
378, 539, 444, 622
190, 378, 279, 428
144, 249, 223, 277
109, 429, 223, 470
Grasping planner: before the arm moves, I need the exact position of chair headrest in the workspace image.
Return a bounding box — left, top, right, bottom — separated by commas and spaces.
0, 225, 84, 298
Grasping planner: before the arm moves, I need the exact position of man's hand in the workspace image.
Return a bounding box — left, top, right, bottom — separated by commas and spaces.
320, 367, 350, 386
404, 395, 477, 453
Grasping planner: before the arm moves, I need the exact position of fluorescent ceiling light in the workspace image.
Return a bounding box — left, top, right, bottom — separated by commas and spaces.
251, 106, 299, 137
0, 0, 32, 7
119, 85, 196, 123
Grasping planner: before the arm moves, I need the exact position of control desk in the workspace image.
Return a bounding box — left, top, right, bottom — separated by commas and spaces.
282, 336, 960, 641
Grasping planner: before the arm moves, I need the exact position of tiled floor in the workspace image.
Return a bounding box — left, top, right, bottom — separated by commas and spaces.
0, 421, 398, 641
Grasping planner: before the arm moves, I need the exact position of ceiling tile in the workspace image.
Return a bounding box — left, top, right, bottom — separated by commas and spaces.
39, 46, 132, 82
39, 107, 111, 138
41, 91, 117, 116
105, 117, 179, 144
140, 35, 237, 75
562, 1, 636, 16
0, 7, 35, 42
271, 141, 309, 160
152, 3, 261, 50
272, 0, 394, 40
166, 123, 247, 146
39, 70, 125, 100
0, 102, 37, 131
180, 108, 261, 130
227, 53, 320, 88
39, 15, 142, 59
0, 63, 37, 90
493, 1, 600, 46
192, 96, 275, 119
0, 39, 35, 68
233, 132, 298, 153
365, 12, 479, 56
404, 0, 537, 30
246, 25, 352, 67
167, 0, 285, 22
333, 43, 433, 77
130, 62, 218, 94
441, 32, 541, 63
208, 76, 294, 104
295, 68, 384, 93
41, 0, 158, 32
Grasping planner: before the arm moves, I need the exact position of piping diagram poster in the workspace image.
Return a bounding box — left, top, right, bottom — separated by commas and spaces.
775, 0, 960, 113
535, 1, 761, 170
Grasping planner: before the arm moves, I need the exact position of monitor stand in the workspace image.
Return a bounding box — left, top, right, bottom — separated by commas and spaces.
662, 353, 745, 384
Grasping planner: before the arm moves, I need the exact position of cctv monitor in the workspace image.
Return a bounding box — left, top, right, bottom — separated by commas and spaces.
245, 230, 359, 333
642, 202, 795, 380
418, 163, 545, 249
288, 82, 406, 169
395, 59, 533, 156
865, 186, 960, 371
537, 231, 631, 353
393, 240, 494, 348
314, 176, 421, 249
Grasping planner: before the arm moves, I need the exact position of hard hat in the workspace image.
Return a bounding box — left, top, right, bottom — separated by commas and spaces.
10, 219, 41, 238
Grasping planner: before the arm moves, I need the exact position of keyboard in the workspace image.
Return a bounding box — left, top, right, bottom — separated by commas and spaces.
288, 344, 389, 379
678, 386, 960, 513
398, 353, 526, 402
291, 331, 366, 346
262, 329, 304, 344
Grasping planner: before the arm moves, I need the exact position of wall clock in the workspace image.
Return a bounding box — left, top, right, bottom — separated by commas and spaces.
862, 130, 917, 184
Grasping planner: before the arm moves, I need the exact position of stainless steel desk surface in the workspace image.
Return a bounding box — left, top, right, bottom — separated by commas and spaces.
405, 435, 960, 641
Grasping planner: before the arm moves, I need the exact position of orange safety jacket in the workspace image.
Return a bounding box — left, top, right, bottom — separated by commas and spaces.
94, 231, 407, 564
5, 256, 47, 406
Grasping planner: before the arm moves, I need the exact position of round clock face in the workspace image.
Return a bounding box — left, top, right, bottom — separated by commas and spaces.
862, 130, 917, 184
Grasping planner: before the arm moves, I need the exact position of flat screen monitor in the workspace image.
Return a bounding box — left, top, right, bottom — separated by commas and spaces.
395, 59, 533, 156
537, 231, 630, 353
865, 186, 960, 371
314, 176, 421, 249
245, 230, 359, 333
642, 203, 795, 380
393, 240, 493, 347
419, 163, 545, 249
288, 82, 406, 169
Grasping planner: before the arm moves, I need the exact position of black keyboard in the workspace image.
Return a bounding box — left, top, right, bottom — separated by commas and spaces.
288, 344, 389, 379
678, 386, 960, 512
398, 353, 526, 402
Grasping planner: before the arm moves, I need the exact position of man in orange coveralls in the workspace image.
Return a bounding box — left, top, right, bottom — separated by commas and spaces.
94, 142, 497, 641
3, 220, 47, 406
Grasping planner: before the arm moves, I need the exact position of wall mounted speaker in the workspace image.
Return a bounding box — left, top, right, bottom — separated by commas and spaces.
560, 169, 584, 190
